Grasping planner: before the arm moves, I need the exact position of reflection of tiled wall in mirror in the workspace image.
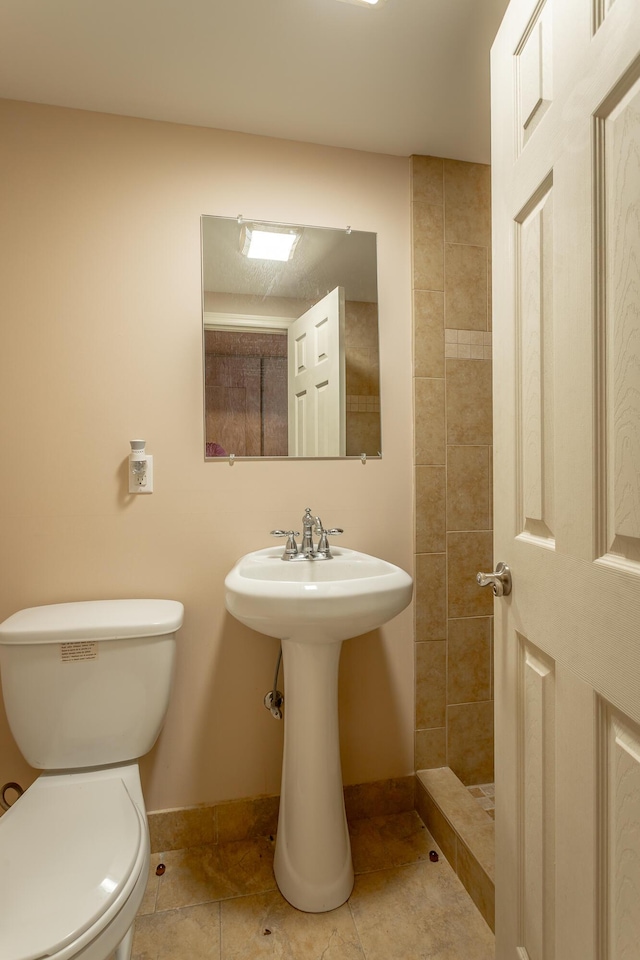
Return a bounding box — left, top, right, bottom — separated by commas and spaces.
204, 331, 287, 457
345, 300, 381, 457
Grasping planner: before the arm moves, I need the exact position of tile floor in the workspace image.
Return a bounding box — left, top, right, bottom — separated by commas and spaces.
131, 810, 494, 960
466, 784, 495, 820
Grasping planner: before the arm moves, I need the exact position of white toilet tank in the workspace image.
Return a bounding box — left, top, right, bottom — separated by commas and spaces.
0, 599, 183, 769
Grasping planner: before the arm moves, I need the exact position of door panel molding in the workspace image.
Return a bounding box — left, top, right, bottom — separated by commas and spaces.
515, 176, 555, 544
598, 700, 640, 959
518, 637, 556, 960
593, 60, 640, 566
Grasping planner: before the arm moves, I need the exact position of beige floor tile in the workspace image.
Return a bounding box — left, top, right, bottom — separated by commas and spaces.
132, 902, 221, 960
220, 889, 365, 960
349, 861, 494, 960
133, 804, 495, 960
155, 837, 277, 911
349, 810, 440, 874
137, 861, 161, 916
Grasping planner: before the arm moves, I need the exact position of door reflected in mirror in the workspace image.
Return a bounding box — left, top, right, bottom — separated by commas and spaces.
202, 216, 381, 459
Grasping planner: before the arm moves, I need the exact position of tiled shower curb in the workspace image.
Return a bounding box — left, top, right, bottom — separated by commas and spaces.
415, 766, 495, 930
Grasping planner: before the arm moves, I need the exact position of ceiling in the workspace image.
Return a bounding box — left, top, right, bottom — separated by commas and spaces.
0, 0, 509, 162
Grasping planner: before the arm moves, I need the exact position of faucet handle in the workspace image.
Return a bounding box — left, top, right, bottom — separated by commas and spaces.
271, 529, 300, 560
315, 527, 344, 559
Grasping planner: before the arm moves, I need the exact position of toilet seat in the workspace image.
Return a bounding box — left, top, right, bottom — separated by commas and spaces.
0, 775, 145, 960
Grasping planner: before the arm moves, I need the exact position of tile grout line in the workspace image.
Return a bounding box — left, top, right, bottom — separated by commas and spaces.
346, 898, 369, 960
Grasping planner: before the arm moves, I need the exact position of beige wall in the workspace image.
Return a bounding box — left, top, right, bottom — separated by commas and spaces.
0, 100, 414, 811
411, 155, 494, 786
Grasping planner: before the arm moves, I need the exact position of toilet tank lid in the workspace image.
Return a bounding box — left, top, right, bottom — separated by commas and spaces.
0, 599, 184, 645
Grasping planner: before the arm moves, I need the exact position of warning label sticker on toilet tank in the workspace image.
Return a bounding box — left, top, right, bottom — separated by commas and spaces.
60, 641, 98, 662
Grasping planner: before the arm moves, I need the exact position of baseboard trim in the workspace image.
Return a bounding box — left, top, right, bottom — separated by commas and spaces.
148, 774, 415, 854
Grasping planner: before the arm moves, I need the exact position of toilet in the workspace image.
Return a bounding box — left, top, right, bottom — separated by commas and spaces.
0, 598, 184, 960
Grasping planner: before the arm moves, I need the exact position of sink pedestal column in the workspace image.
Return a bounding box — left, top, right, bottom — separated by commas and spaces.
273, 636, 354, 913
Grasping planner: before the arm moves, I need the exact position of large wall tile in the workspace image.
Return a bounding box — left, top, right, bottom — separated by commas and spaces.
443, 160, 491, 247
415, 378, 445, 465
217, 795, 280, 844
444, 243, 488, 330
446, 359, 492, 445
411, 155, 444, 205
344, 777, 415, 821
447, 531, 493, 619
412, 203, 444, 291
149, 805, 216, 854
447, 617, 491, 705
447, 701, 494, 786
415, 726, 447, 770
447, 445, 491, 531
416, 640, 446, 728
416, 466, 446, 553
415, 553, 446, 640
413, 290, 444, 379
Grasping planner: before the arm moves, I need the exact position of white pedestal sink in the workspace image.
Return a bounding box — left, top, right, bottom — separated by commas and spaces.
224, 545, 413, 913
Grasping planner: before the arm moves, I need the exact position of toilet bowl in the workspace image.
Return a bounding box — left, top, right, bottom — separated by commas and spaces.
0, 599, 184, 960
0, 764, 149, 960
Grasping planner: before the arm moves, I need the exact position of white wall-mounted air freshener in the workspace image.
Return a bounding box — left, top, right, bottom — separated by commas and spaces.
129, 439, 153, 494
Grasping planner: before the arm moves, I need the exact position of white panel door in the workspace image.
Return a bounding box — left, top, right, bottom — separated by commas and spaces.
288, 286, 346, 457
492, 1, 640, 958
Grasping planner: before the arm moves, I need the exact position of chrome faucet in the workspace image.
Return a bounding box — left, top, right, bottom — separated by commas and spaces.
271, 508, 343, 560
300, 507, 316, 558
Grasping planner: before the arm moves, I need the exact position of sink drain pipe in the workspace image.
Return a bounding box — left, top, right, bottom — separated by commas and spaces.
264, 644, 284, 719
1, 781, 24, 811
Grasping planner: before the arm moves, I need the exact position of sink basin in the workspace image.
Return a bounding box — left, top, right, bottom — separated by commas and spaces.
224, 545, 413, 643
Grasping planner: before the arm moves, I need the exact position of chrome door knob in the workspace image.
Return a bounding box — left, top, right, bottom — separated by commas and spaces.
476, 562, 512, 597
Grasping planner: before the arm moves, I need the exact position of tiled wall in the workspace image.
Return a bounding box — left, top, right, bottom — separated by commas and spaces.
412, 156, 494, 786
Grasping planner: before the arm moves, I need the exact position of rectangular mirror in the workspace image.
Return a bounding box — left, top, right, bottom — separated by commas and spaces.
202, 216, 381, 459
